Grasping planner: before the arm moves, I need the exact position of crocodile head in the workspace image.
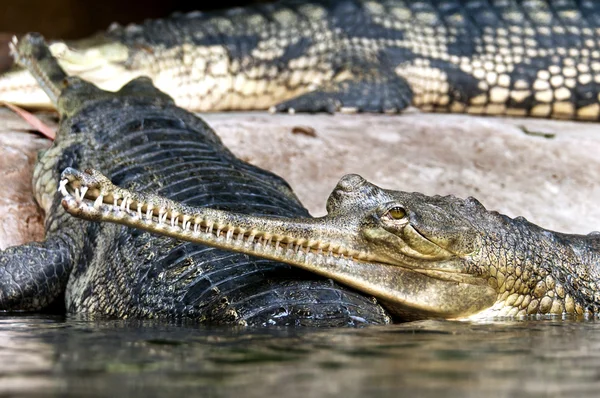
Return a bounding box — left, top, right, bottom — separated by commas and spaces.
322, 173, 483, 274
294, 173, 498, 319
60, 169, 500, 320
0, 34, 137, 109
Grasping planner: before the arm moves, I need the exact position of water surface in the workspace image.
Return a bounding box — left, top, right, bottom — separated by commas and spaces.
1, 315, 599, 397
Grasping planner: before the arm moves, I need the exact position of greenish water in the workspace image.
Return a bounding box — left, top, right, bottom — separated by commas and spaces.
1, 316, 599, 397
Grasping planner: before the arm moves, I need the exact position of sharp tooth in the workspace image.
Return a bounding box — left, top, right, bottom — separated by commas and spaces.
79, 186, 88, 201
58, 179, 69, 195
146, 205, 153, 220
207, 224, 214, 235
120, 197, 128, 211
226, 229, 233, 240
194, 222, 199, 233
113, 196, 119, 207
137, 204, 142, 219
93, 195, 103, 209
171, 215, 177, 227
74, 188, 81, 202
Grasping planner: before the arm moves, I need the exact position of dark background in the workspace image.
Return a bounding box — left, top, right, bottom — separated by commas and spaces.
0, 0, 267, 72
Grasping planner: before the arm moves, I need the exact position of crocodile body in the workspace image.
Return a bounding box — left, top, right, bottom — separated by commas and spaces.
1, 0, 599, 119
63, 172, 600, 320
0, 34, 391, 326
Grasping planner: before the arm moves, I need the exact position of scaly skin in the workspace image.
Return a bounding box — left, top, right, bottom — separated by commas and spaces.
60, 171, 600, 320
1, 1, 599, 119
0, 34, 392, 326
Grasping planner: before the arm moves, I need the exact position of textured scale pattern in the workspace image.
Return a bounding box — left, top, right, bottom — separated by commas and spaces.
93, 0, 600, 118
470, 215, 600, 318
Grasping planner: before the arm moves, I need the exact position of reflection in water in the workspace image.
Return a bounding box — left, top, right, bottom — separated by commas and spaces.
1, 315, 600, 397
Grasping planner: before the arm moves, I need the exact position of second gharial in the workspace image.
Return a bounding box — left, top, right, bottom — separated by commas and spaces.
0, 0, 599, 119
61, 169, 600, 320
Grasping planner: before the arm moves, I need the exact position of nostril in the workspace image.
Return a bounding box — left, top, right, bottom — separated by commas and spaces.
336, 174, 367, 192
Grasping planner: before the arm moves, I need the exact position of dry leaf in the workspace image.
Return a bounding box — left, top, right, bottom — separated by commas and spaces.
1, 101, 56, 140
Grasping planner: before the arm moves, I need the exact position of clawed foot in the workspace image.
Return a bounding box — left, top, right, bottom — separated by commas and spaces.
269, 78, 412, 114
270, 95, 341, 114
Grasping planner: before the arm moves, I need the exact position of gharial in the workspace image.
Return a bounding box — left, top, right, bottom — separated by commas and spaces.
61, 169, 600, 320
0, 0, 599, 119
0, 33, 391, 326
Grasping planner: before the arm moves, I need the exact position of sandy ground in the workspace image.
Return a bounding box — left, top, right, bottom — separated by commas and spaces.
1, 107, 599, 249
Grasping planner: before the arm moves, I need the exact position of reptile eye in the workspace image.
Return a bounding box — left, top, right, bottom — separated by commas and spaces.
387, 206, 406, 220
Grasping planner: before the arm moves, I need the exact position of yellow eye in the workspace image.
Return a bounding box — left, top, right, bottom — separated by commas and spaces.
388, 207, 406, 220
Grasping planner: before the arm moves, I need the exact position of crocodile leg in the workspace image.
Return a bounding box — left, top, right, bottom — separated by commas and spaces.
0, 238, 73, 311
271, 61, 413, 113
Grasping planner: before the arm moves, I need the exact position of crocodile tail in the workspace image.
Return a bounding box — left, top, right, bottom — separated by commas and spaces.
9, 33, 69, 106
